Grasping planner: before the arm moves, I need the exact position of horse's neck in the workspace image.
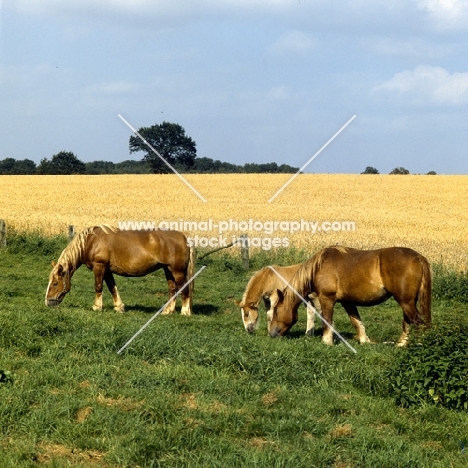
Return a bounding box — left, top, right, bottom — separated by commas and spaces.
61, 260, 78, 278
285, 287, 304, 312
58, 251, 82, 277
244, 271, 269, 305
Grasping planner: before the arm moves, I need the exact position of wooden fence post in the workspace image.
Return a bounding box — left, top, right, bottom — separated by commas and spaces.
0, 220, 6, 247
68, 225, 75, 242
240, 233, 249, 271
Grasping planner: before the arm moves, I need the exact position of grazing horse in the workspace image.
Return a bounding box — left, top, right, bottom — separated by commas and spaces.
237, 264, 321, 335
45, 225, 195, 315
269, 246, 431, 346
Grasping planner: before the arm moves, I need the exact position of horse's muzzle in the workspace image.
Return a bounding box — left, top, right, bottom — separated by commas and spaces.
269, 326, 282, 338
245, 323, 256, 334
46, 298, 61, 307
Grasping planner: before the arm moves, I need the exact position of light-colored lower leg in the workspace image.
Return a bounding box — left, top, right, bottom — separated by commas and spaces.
92, 293, 103, 311
322, 325, 334, 345
349, 316, 371, 343
396, 321, 410, 347
161, 298, 176, 315
111, 286, 125, 313
305, 304, 315, 336
180, 295, 192, 316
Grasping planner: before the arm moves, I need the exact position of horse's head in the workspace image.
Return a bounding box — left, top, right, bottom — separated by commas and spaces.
269, 289, 296, 337
45, 261, 71, 306
236, 299, 260, 333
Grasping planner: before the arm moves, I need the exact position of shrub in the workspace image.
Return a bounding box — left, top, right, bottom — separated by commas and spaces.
389, 319, 468, 410
432, 264, 468, 303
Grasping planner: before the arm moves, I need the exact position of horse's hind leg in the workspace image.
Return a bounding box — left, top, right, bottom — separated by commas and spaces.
161, 267, 177, 315
342, 302, 371, 344
104, 270, 125, 313
174, 270, 192, 316
395, 299, 420, 347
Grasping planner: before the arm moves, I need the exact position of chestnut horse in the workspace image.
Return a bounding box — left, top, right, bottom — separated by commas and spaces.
237, 264, 321, 335
45, 225, 195, 315
269, 246, 431, 346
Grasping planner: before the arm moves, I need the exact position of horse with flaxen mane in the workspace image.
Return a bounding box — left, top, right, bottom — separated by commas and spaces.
45, 225, 195, 315
269, 246, 431, 346
237, 264, 321, 335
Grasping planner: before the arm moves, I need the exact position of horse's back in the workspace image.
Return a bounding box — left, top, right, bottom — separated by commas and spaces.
314, 246, 427, 301
86, 228, 190, 275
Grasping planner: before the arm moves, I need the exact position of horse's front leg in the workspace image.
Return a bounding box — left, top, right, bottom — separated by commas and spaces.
104, 270, 125, 313
318, 295, 335, 345
342, 302, 372, 344
264, 297, 273, 331
92, 264, 105, 311
305, 292, 321, 336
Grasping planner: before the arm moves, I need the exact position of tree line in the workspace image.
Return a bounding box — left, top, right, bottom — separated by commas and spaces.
361, 166, 437, 175
0, 153, 299, 175
0, 121, 437, 175
0, 121, 299, 175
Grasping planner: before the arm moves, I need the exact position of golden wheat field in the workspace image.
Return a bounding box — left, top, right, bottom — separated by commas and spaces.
1, 173, 468, 269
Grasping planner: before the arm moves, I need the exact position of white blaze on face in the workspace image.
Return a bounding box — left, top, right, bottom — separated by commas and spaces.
45, 280, 52, 305
240, 307, 248, 329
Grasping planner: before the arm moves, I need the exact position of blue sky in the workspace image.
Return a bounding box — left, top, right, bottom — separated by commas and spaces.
1, 0, 468, 174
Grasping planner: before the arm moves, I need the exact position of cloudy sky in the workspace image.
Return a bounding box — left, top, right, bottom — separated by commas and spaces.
1, 0, 468, 174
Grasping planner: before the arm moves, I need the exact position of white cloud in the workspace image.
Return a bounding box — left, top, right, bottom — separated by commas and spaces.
415, 0, 468, 29
374, 65, 468, 105
269, 31, 316, 57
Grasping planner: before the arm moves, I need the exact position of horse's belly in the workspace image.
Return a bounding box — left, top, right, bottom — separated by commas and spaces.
109, 257, 161, 277
338, 283, 389, 304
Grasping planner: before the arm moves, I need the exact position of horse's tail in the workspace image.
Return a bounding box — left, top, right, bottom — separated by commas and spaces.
187, 245, 195, 309
418, 255, 432, 328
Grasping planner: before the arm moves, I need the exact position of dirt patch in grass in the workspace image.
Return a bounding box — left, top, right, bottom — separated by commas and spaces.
75, 406, 93, 423
328, 423, 353, 439
96, 393, 145, 411
261, 392, 278, 405
37, 442, 108, 466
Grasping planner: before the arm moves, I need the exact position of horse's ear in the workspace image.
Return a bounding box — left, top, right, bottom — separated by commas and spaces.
56, 264, 64, 275
234, 300, 244, 307
276, 289, 285, 302
51, 261, 56, 267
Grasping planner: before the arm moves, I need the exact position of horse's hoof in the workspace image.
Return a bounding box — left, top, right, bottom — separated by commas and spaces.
114, 305, 125, 313
92, 305, 102, 311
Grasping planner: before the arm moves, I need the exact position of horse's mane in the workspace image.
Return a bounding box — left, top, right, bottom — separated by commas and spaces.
241, 266, 271, 306
57, 225, 118, 270
287, 245, 351, 304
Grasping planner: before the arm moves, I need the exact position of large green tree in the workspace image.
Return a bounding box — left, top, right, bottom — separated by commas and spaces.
37, 151, 86, 175
129, 121, 197, 174
0, 158, 36, 174
361, 166, 379, 174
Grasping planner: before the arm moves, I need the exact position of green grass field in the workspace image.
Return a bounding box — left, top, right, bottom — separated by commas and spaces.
1, 234, 468, 467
